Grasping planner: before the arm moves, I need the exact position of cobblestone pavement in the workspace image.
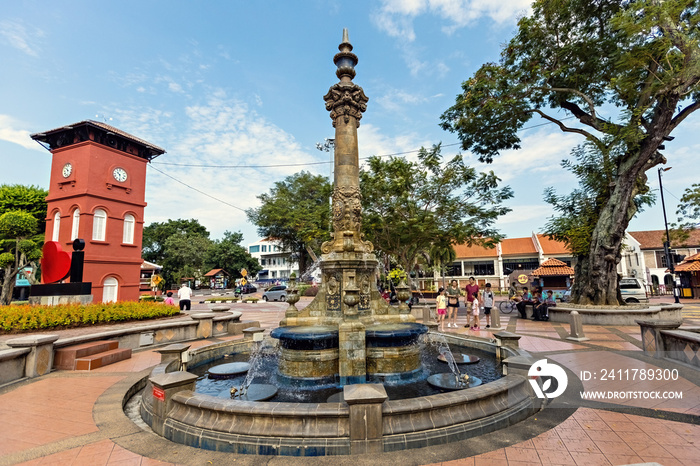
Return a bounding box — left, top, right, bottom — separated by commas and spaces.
0, 296, 699, 465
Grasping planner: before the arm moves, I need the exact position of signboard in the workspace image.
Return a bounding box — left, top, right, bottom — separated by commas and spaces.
16, 267, 32, 287
241, 268, 247, 277
153, 386, 165, 401
517, 274, 528, 284
240, 278, 247, 286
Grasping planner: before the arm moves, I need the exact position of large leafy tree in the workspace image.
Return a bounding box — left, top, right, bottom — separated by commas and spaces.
360, 144, 513, 276
162, 233, 212, 287
205, 230, 261, 280
440, 0, 700, 305
0, 185, 47, 304
142, 219, 209, 265
246, 171, 332, 274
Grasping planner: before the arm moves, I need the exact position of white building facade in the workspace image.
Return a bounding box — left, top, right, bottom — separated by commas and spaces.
247, 239, 299, 281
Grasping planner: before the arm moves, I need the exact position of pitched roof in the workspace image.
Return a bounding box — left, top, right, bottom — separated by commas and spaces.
536, 234, 571, 255
454, 242, 498, 258
628, 230, 700, 249
675, 252, 700, 272
204, 268, 228, 277
501, 237, 537, 256
532, 258, 574, 277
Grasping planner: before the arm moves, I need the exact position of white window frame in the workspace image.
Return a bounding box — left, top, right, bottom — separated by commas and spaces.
52, 211, 61, 242
123, 214, 135, 244
102, 276, 118, 303
71, 208, 80, 240
92, 209, 107, 241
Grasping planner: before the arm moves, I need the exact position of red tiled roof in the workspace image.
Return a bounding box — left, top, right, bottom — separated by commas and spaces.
675, 252, 700, 272
675, 261, 700, 272
454, 242, 498, 258
32, 120, 166, 153
204, 268, 228, 277
536, 234, 570, 255
532, 258, 574, 277
628, 230, 700, 249
501, 237, 537, 256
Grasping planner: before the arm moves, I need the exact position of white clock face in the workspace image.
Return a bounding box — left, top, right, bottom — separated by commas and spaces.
113, 167, 128, 182
62, 163, 72, 178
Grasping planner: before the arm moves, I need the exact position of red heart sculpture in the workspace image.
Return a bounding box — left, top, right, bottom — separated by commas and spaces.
41, 241, 72, 284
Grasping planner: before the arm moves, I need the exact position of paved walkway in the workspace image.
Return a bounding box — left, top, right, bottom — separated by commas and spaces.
0, 297, 699, 465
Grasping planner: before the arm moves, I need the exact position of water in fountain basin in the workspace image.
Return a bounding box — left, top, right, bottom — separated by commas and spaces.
192, 342, 500, 402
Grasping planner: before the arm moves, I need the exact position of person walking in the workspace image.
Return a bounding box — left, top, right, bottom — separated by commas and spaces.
463, 277, 479, 328
436, 287, 447, 332
177, 283, 192, 311
446, 279, 461, 328
481, 283, 494, 328
164, 291, 175, 305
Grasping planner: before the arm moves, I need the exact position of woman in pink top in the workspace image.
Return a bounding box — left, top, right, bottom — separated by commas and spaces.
463, 276, 479, 328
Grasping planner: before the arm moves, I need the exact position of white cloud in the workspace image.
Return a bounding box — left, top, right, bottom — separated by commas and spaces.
168, 82, 184, 93
140, 92, 324, 241
483, 129, 580, 182
371, 0, 531, 41
0, 115, 44, 151
374, 88, 429, 113
0, 20, 43, 57
495, 204, 552, 226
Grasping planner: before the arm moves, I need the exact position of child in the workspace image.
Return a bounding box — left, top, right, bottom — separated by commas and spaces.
164, 291, 175, 305
481, 283, 494, 329
436, 287, 447, 331
471, 291, 480, 330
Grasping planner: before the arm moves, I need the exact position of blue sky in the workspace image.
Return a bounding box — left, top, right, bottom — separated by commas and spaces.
1, 0, 698, 247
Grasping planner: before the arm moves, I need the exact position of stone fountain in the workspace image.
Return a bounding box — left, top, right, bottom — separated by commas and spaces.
273, 28, 423, 386
137, 30, 538, 457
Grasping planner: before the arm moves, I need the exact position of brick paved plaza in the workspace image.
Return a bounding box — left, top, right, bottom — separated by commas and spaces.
1, 296, 699, 466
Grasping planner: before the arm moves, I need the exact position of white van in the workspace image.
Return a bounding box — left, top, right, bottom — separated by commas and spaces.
619, 277, 649, 303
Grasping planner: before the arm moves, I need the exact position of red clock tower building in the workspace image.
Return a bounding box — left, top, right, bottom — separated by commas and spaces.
31, 121, 165, 302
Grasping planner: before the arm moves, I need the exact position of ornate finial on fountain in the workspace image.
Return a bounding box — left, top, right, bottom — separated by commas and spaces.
285, 276, 301, 318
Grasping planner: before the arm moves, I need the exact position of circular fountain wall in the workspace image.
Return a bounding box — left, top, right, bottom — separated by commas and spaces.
138, 333, 538, 456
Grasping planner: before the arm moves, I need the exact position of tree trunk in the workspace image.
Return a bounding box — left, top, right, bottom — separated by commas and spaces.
1, 266, 15, 305
571, 156, 650, 305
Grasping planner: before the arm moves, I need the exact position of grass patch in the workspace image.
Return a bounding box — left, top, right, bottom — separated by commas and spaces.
0, 302, 180, 333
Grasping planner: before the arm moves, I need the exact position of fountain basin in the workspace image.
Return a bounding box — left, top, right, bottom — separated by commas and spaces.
271, 325, 339, 383
138, 333, 538, 456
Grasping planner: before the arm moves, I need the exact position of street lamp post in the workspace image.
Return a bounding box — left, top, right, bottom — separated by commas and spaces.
658, 166, 680, 304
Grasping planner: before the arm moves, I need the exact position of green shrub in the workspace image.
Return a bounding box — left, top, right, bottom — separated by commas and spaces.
0, 302, 180, 333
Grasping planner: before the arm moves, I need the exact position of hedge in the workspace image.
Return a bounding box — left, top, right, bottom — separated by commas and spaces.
0, 302, 180, 333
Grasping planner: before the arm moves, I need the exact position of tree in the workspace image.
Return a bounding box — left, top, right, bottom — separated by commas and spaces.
142, 219, 209, 265
440, 0, 700, 305
205, 230, 261, 280
0, 211, 42, 304
247, 171, 332, 274
162, 233, 212, 287
0, 185, 47, 304
360, 144, 513, 276
670, 183, 700, 244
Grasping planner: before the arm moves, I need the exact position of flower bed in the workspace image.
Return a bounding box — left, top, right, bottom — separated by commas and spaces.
0, 302, 180, 333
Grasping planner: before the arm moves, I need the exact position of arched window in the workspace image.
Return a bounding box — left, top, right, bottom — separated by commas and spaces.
123, 214, 135, 244
103, 276, 118, 303
92, 209, 107, 241
52, 211, 61, 242
71, 208, 80, 240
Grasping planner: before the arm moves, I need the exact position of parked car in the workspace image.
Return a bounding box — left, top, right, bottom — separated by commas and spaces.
262, 285, 287, 302
239, 284, 257, 294
620, 277, 648, 303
